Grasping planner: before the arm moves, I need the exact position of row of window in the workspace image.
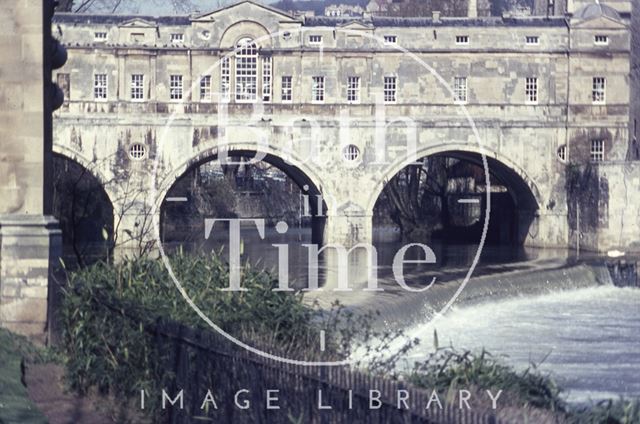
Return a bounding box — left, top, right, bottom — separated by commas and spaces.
126, 140, 604, 163
92, 31, 610, 47
94, 31, 185, 43
90, 73, 607, 105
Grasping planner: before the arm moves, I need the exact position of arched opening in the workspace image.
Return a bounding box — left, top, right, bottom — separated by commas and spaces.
160, 150, 327, 281
52, 154, 115, 268
372, 150, 539, 267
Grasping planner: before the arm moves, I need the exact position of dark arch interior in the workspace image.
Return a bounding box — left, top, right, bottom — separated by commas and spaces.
160, 150, 327, 248
52, 154, 114, 268
372, 150, 539, 247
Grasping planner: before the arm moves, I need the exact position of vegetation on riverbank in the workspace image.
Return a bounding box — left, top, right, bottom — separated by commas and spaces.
58, 253, 640, 423
405, 341, 639, 423
59, 251, 409, 419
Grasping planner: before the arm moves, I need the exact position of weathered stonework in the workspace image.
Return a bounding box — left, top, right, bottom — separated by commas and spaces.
0, 1, 62, 341
50, 0, 636, 253
0, 216, 61, 342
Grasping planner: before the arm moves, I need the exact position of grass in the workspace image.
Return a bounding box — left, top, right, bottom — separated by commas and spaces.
404, 337, 640, 423
0, 329, 48, 424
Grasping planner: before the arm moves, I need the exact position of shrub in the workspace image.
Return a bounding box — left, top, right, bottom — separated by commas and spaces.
58, 251, 411, 420
407, 345, 566, 412
59, 252, 320, 409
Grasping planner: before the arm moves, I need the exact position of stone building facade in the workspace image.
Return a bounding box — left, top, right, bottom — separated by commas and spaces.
50, 0, 638, 253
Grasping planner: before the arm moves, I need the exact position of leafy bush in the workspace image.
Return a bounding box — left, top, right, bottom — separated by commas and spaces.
60, 251, 316, 393
568, 398, 640, 424
406, 340, 565, 412
59, 251, 412, 421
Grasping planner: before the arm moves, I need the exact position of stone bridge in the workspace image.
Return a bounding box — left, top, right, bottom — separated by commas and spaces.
51, 0, 636, 253
54, 102, 557, 249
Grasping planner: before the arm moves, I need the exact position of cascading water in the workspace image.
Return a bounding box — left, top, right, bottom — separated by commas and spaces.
377, 285, 640, 403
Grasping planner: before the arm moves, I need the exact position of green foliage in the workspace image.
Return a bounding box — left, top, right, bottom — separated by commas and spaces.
407, 346, 566, 412
59, 251, 412, 419
406, 344, 640, 422
568, 398, 640, 424
60, 251, 315, 395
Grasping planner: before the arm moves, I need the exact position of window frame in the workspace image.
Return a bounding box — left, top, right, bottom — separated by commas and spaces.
235, 38, 258, 103
383, 35, 398, 45
169, 74, 183, 101
346, 76, 360, 104
94, 31, 108, 42
383, 75, 397, 104
590, 139, 605, 162
200, 75, 212, 102
525, 35, 539, 45
592, 76, 606, 104
93, 73, 108, 101
309, 35, 323, 45
525, 77, 538, 105
281, 75, 293, 103
312, 76, 325, 104
594, 35, 609, 45
262, 56, 272, 103
557, 145, 567, 162
170, 33, 184, 44
453, 76, 467, 104
455, 35, 469, 45
220, 56, 231, 103
131, 74, 145, 101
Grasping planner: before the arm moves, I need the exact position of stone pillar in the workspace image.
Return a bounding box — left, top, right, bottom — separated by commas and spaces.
323, 213, 373, 248
0, 1, 62, 342
0, 216, 61, 342
112, 200, 158, 261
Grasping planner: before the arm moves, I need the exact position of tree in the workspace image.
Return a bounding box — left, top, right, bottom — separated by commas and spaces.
378, 157, 493, 241
57, 0, 196, 14
380, 157, 451, 241
385, 0, 468, 17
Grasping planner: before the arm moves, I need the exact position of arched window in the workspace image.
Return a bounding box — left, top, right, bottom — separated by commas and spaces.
235, 37, 258, 102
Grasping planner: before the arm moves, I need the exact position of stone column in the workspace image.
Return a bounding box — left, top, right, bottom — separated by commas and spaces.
323, 210, 373, 248
0, 216, 61, 342
112, 199, 158, 261
0, 1, 62, 342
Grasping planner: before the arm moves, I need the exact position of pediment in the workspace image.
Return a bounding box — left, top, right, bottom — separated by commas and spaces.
337, 20, 373, 31
571, 15, 626, 29
119, 18, 157, 28
192, 0, 298, 23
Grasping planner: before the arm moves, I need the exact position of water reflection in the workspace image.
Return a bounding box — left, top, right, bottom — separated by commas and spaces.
164, 225, 557, 292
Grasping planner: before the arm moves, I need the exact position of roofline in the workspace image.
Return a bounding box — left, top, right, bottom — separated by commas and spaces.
192, 0, 299, 22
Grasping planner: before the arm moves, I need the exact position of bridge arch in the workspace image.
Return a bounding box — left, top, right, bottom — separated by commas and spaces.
155, 143, 332, 244
366, 143, 543, 215
52, 144, 113, 191
51, 151, 115, 265
366, 143, 544, 245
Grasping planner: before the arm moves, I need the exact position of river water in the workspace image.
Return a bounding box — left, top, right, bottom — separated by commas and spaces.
394, 286, 640, 404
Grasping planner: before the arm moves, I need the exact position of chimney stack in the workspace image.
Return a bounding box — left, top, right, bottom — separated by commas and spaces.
467, 0, 478, 17
432, 10, 441, 22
